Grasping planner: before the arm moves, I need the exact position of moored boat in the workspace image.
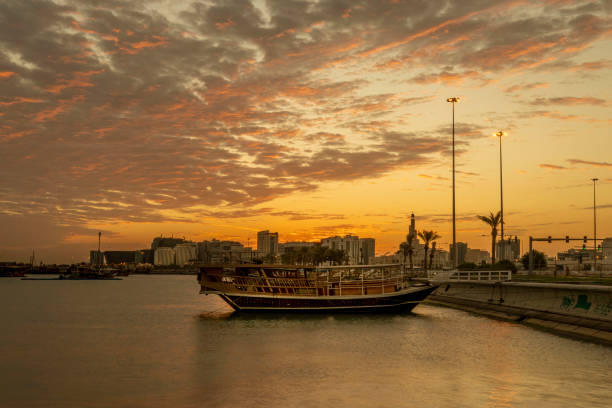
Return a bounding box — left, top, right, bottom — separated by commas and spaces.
60, 264, 119, 280
0, 264, 28, 277
197, 264, 437, 313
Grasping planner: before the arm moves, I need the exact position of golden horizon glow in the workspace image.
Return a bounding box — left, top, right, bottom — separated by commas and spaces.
0, 0, 611, 263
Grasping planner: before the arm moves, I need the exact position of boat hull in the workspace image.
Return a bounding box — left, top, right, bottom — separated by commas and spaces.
214, 285, 437, 313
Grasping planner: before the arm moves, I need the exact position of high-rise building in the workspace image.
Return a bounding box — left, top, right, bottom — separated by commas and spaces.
321, 235, 361, 264
359, 238, 375, 265
450, 242, 468, 265
90, 250, 104, 266
465, 249, 491, 265
175, 243, 198, 266
279, 242, 316, 255
154, 247, 175, 265
497, 237, 520, 261
257, 230, 279, 256
151, 236, 186, 252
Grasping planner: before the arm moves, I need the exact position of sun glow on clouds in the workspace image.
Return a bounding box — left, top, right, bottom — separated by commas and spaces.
0, 0, 611, 262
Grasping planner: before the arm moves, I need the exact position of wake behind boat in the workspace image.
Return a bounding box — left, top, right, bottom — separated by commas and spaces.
197, 264, 437, 313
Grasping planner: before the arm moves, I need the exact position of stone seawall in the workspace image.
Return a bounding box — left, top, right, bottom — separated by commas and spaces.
428, 281, 612, 345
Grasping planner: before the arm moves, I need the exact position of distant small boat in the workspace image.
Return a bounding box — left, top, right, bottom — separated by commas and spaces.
0, 264, 28, 277
60, 264, 119, 280
197, 264, 437, 313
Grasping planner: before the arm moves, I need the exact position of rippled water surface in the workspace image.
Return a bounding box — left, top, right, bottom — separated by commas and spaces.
1, 275, 610, 408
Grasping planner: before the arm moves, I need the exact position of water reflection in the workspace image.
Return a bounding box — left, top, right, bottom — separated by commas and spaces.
1, 275, 611, 408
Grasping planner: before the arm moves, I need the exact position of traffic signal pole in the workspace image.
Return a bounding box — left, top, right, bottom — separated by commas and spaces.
528, 236, 604, 275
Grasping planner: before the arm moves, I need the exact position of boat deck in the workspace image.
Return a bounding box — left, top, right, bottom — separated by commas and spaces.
199, 264, 429, 297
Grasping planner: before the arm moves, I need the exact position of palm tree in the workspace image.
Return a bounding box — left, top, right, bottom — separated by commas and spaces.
418, 230, 440, 275
477, 211, 501, 264
429, 241, 437, 270
400, 242, 408, 272
400, 232, 416, 275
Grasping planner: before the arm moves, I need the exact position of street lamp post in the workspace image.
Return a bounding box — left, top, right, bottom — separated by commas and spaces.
447, 97, 460, 268
495, 131, 506, 260
592, 177, 598, 276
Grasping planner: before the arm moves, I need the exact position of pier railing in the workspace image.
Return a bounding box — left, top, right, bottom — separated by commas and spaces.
438, 270, 512, 281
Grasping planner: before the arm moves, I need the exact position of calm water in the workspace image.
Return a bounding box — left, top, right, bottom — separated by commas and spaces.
1, 275, 610, 408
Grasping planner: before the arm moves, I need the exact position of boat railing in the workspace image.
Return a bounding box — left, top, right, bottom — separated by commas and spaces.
210, 273, 416, 296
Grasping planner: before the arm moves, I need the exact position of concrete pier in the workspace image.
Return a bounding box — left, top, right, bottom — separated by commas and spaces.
428, 280, 612, 345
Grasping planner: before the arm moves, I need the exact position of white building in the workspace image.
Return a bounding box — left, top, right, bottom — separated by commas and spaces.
154, 247, 175, 265
175, 243, 198, 266
496, 238, 520, 261
321, 235, 361, 264
197, 239, 253, 264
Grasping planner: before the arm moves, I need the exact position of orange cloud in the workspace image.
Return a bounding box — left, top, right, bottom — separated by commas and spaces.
530, 97, 608, 106
504, 82, 548, 93
567, 159, 612, 168
130, 39, 167, 50
304, 21, 325, 33
411, 70, 479, 85
357, 8, 486, 58
0, 130, 34, 142
35, 95, 84, 122
46, 70, 104, 94
0, 72, 16, 78
570, 60, 612, 71
470, 39, 557, 70
216, 18, 235, 30
419, 174, 449, 181
71, 20, 98, 35
539, 163, 568, 170
0, 97, 44, 106
521, 110, 586, 122
374, 59, 404, 70
69, 163, 101, 177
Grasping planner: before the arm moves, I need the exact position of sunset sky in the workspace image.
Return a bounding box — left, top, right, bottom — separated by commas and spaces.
1, 0, 611, 264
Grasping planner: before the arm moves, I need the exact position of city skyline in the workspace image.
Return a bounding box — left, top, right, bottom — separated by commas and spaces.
1, 0, 611, 264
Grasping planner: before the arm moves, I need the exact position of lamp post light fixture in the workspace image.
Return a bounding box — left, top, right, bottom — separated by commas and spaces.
494, 131, 506, 253
592, 177, 598, 276
447, 97, 460, 268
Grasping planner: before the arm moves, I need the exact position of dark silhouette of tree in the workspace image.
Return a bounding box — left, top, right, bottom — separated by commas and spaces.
325, 248, 347, 265
493, 259, 517, 274
458, 262, 478, 270
418, 230, 440, 275
429, 241, 437, 270
262, 253, 277, 264
298, 247, 310, 264
400, 242, 408, 271
280, 244, 347, 266
400, 232, 416, 274
520, 251, 547, 270
477, 211, 501, 264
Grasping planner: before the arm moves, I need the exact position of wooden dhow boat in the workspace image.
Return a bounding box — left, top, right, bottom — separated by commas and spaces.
197, 264, 437, 313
